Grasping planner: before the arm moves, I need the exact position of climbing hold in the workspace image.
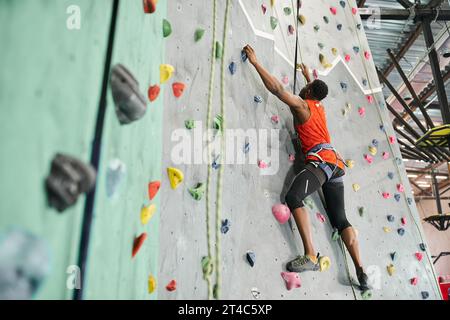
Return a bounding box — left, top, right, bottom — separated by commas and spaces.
166, 280, 177, 292
201, 256, 213, 279
396, 157, 402, 165
160, 64, 175, 84
397, 228, 405, 236
284, 7, 292, 15
251, 287, 261, 299
390, 252, 397, 261
254, 95, 263, 103
147, 181, 161, 201
185, 120, 195, 130
364, 154, 374, 164
212, 155, 221, 170
383, 227, 391, 233
106, 159, 126, 198
243, 141, 250, 154
330, 7, 337, 15
372, 139, 379, 147
415, 252, 423, 262
421, 291, 429, 299
340, 82, 348, 92
358, 207, 365, 217
382, 192, 391, 199
288, 25, 295, 35
228, 62, 237, 75
382, 151, 390, 160
214, 114, 223, 132
356, 23, 362, 30
344, 54, 351, 62
162, 19, 172, 38
271, 115, 280, 124
407, 197, 413, 205
358, 107, 366, 117
141, 204, 156, 225
316, 212, 326, 223
110, 64, 147, 125
194, 28, 205, 42
323, 16, 329, 24
270, 0, 275, 8
352, 184, 360, 192
397, 184, 405, 193
343, 103, 352, 116
282, 76, 289, 85
270, 16, 278, 30
366, 95, 374, 104
45, 154, 96, 212
362, 79, 368, 86
401, 217, 406, 225
331, 48, 338, 56
353, 46, 360, 54
298, 14, 306, 26
340, 1, 346, 8
380, 124, 385, 132
332, 229, 340, 241
188, 183, 206, 201
364, 51, 371, 60
345, 159, 355, 169
394, 194, 401, 202
289, 154, 295, 162
246, 251, 256, 267
389, 135, 396, 144
132, 233, 147, 258
272, 204, 291, 224
410, 277, 418, 286
387, 215, 395, 222
148, 275, 157, 294
221, 219, 231, 234
352, 7, 358, 15
419, 243, 427, 251
261, 4, 267, 15
172, 82, 186, 98
319, 54, 332, 69
387, 264, 395, 276
388, 172, 394, 180
337, 24, 343, 31
258, 160, 268, 169
148, 85, 160, 102
215, 41, 223, 59
281, 272, 301, 291
167, 167, 184, 190
303, 198, 314, 210
319, 256, 331, 271
368, 146, 377, 156
143, 0, 158, 14
314, 25, 320, 32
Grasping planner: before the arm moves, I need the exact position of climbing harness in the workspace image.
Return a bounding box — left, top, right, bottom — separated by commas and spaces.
306, 143, 347, 182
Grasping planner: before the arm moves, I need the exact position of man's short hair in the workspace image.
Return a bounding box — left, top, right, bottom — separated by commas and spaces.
310, 79, 328, 101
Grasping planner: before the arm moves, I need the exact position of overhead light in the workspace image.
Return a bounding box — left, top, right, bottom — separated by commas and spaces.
407, 174, 418, 178
396, 125, 404, 130
437, 176, 447, 179
425, 175, 431, 179
443, 49, 450, 58
403, 159, 409, 162
404, 96, 412, 101
412, 190, 415, 194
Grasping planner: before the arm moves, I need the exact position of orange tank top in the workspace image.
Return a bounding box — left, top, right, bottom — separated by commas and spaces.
295, 99, 344, 170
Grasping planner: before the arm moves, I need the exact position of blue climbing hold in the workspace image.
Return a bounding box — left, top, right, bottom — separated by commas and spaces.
353, 46, 360, 54
396, 158, 403, 165
394, 194, 401, 202
421, 291, 429, 299
340, 82, 348, 92
407, 197, 413, 205
372, 139, 378, 147
387, 215, 395, 222
241, 50, 248, 62
390, 252, 396, 261
340, 0, 346, 8
212, 155, 221, 170
254, 95, 263, 103
397, 228, 405, 236
246, 251, 256, 267
337, 24, 343, 31
379, 124, 385, 132
244, 142, 250, 154
362, 79, 368, 86
419, 243, 427, 251
388, 172, 394, 180
229, 62, 236, 75
221, 219, 231, 234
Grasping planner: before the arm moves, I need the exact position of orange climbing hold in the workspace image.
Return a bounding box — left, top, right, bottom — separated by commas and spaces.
172, 82, 186, 98
143, 0, 158, 14
148, 181, 161, 200
148, 85, 160, 102
132, 233, 147, 258
166, 280, 177, 292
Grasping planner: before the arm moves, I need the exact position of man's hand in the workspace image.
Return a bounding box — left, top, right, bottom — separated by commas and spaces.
299, 63, 309, 77
243, 45, 258, 65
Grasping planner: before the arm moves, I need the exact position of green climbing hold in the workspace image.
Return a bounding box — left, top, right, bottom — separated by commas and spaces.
284, 7, 292, 15
270, 16, 278, 30
318, 42, 325, 50
361, 290, 372, 300
195, 28, 205, 42
163, 19, 172, 38
303, 198, 314, 209
213, 284, 220, 299
189, 183, 206, 201
185, 120, 195, 130
332, 229, 340, 241
215, 41, 223, 59
323, 16, 329, 24
214, 114, 223, 132
201, 256, 213, 279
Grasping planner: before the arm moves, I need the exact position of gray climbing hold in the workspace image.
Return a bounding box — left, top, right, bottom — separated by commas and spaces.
358, 207, 365, 217
314, 25, 320, 32
390, 252, 396, 261
388, 172, 394, 180
318, 42, 325, 50
379, 124, 385, 132
270, 16, 278, 30
397, 228, 405, 236
394, 194, 401, 202
244, 142, 250, 154
407, 197, 413, 205
284, 7, 292, 15
340, 0, 346, 8
396, 158, 403, 165
106, 158, 127, 198
229, 62, 237, 75
419, 243, 427, 251
387, 215, 395, 222
356, 24, 362, 30
340, 82, 348, 92
254, 95, 263, 103
110, 64, 147, 125
362, 79, 368, 86
246, 251, 256, 267
241, 50, 248, 62
337, 24, 343, 31
221, 219, 231, 234
421, 291, 429, 299
188, 183, 206, 201
372, 139, 378, 147
323, 16, 329, 24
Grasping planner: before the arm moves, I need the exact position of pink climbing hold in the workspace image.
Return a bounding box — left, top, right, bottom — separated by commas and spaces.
316, 212, 326, 223
358, 107, 366, 117
415, 252, 423, 262
382, 192, 391, 199
289, 154, 296, 162
397, 184, 405, 193
261, 4, 267, 15
401, 217, 406, 225
313, 69, 319, 79
330, 7, 337, 15
364, 51, 371, 60
382, 151, 390, 160
272, 204, 291, 224
345, 54, 351, 62
282, 76, 289, 85
389, 135, 396, 144
258, 160, 268, 169
411, 277, 418, 286
281, 272, 301, 291
366, 95, 374, 104
364, 154, 374, 164
352, 7, 358, 15
288, 25, 295, 35
271, 115, 280, 124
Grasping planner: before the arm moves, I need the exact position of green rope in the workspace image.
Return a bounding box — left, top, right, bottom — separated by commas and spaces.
204, 0, 217, 300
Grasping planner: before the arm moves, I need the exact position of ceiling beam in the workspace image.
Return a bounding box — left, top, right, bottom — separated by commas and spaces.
397, 0, 413, 9
360, 9, 450, 21
358, 0, 366, 8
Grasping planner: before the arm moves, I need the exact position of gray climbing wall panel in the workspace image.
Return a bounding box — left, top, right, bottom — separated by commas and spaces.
158, 0, 442, 300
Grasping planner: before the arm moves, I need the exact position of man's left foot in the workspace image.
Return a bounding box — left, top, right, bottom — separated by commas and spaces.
356, 267, 370, 291
286, 255, 319, 273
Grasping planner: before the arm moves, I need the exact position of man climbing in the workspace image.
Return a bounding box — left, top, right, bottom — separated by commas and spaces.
243, 45, 369, 290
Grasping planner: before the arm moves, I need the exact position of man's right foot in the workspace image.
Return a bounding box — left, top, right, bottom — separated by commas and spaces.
286, 255, 319, 273
356, 267, 370, 291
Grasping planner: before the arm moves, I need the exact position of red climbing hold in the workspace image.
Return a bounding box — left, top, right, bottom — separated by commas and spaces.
172, 82, 186, 98
401, 217, 406, 225
261, 4, 267, 15
382, 192, 391, 199
143, 0, 158, 14
389, 135, 396, 144
148, 181, 161, 200
352, 7, 358, 15
330, 7, 337, 15
345, 54, 351, 62
415, 252, 423, 261
272, 204, 291, 224
411, 277, 418, 286
364, 51, 371, 60
166, 280, 177, 292
148, 85, 160, 102
367, 95, 374, 104
132, 233, 147, 258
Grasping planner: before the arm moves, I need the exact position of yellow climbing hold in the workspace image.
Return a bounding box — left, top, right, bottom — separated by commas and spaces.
352, 184, 360, 192
346, 159, 355, 169
141, 204, 156, 225
148, 275, 157, 294
319, 54, 332, 69
387, 264, 395, 276
298, 14, 306, 25
167, 167, 184, 190
368, 146, 378, 156
383, 226, 391, 233
319, 256, 331, 272
332, 48, 338, 56
160, 64, 174, 84
270, 0, 275, 7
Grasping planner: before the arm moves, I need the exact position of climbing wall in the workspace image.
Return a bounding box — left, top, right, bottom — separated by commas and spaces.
157, 0, 442, 300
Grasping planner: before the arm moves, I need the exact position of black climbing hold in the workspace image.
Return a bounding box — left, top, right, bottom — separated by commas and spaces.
390, 252, 396, 261
379, 124, 385, 132
388, 172, 394, 180
246, 251, 256, 267
340, 82, 348, 92
323, 16, 329, 24
372, 139, 379, 147
45, 154, 96, 213
397, 228, 405, 236
110, 64, 147, 125
394, 194, 401, 202
419, 243, 427, 251
421, 291, 429, 299
387, 215, 395, 222
337, 24, 343, 31
221, 219, 231, 234
362, 79, 368, 86
340, 1, 346, 8
356, 24, 362, 30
